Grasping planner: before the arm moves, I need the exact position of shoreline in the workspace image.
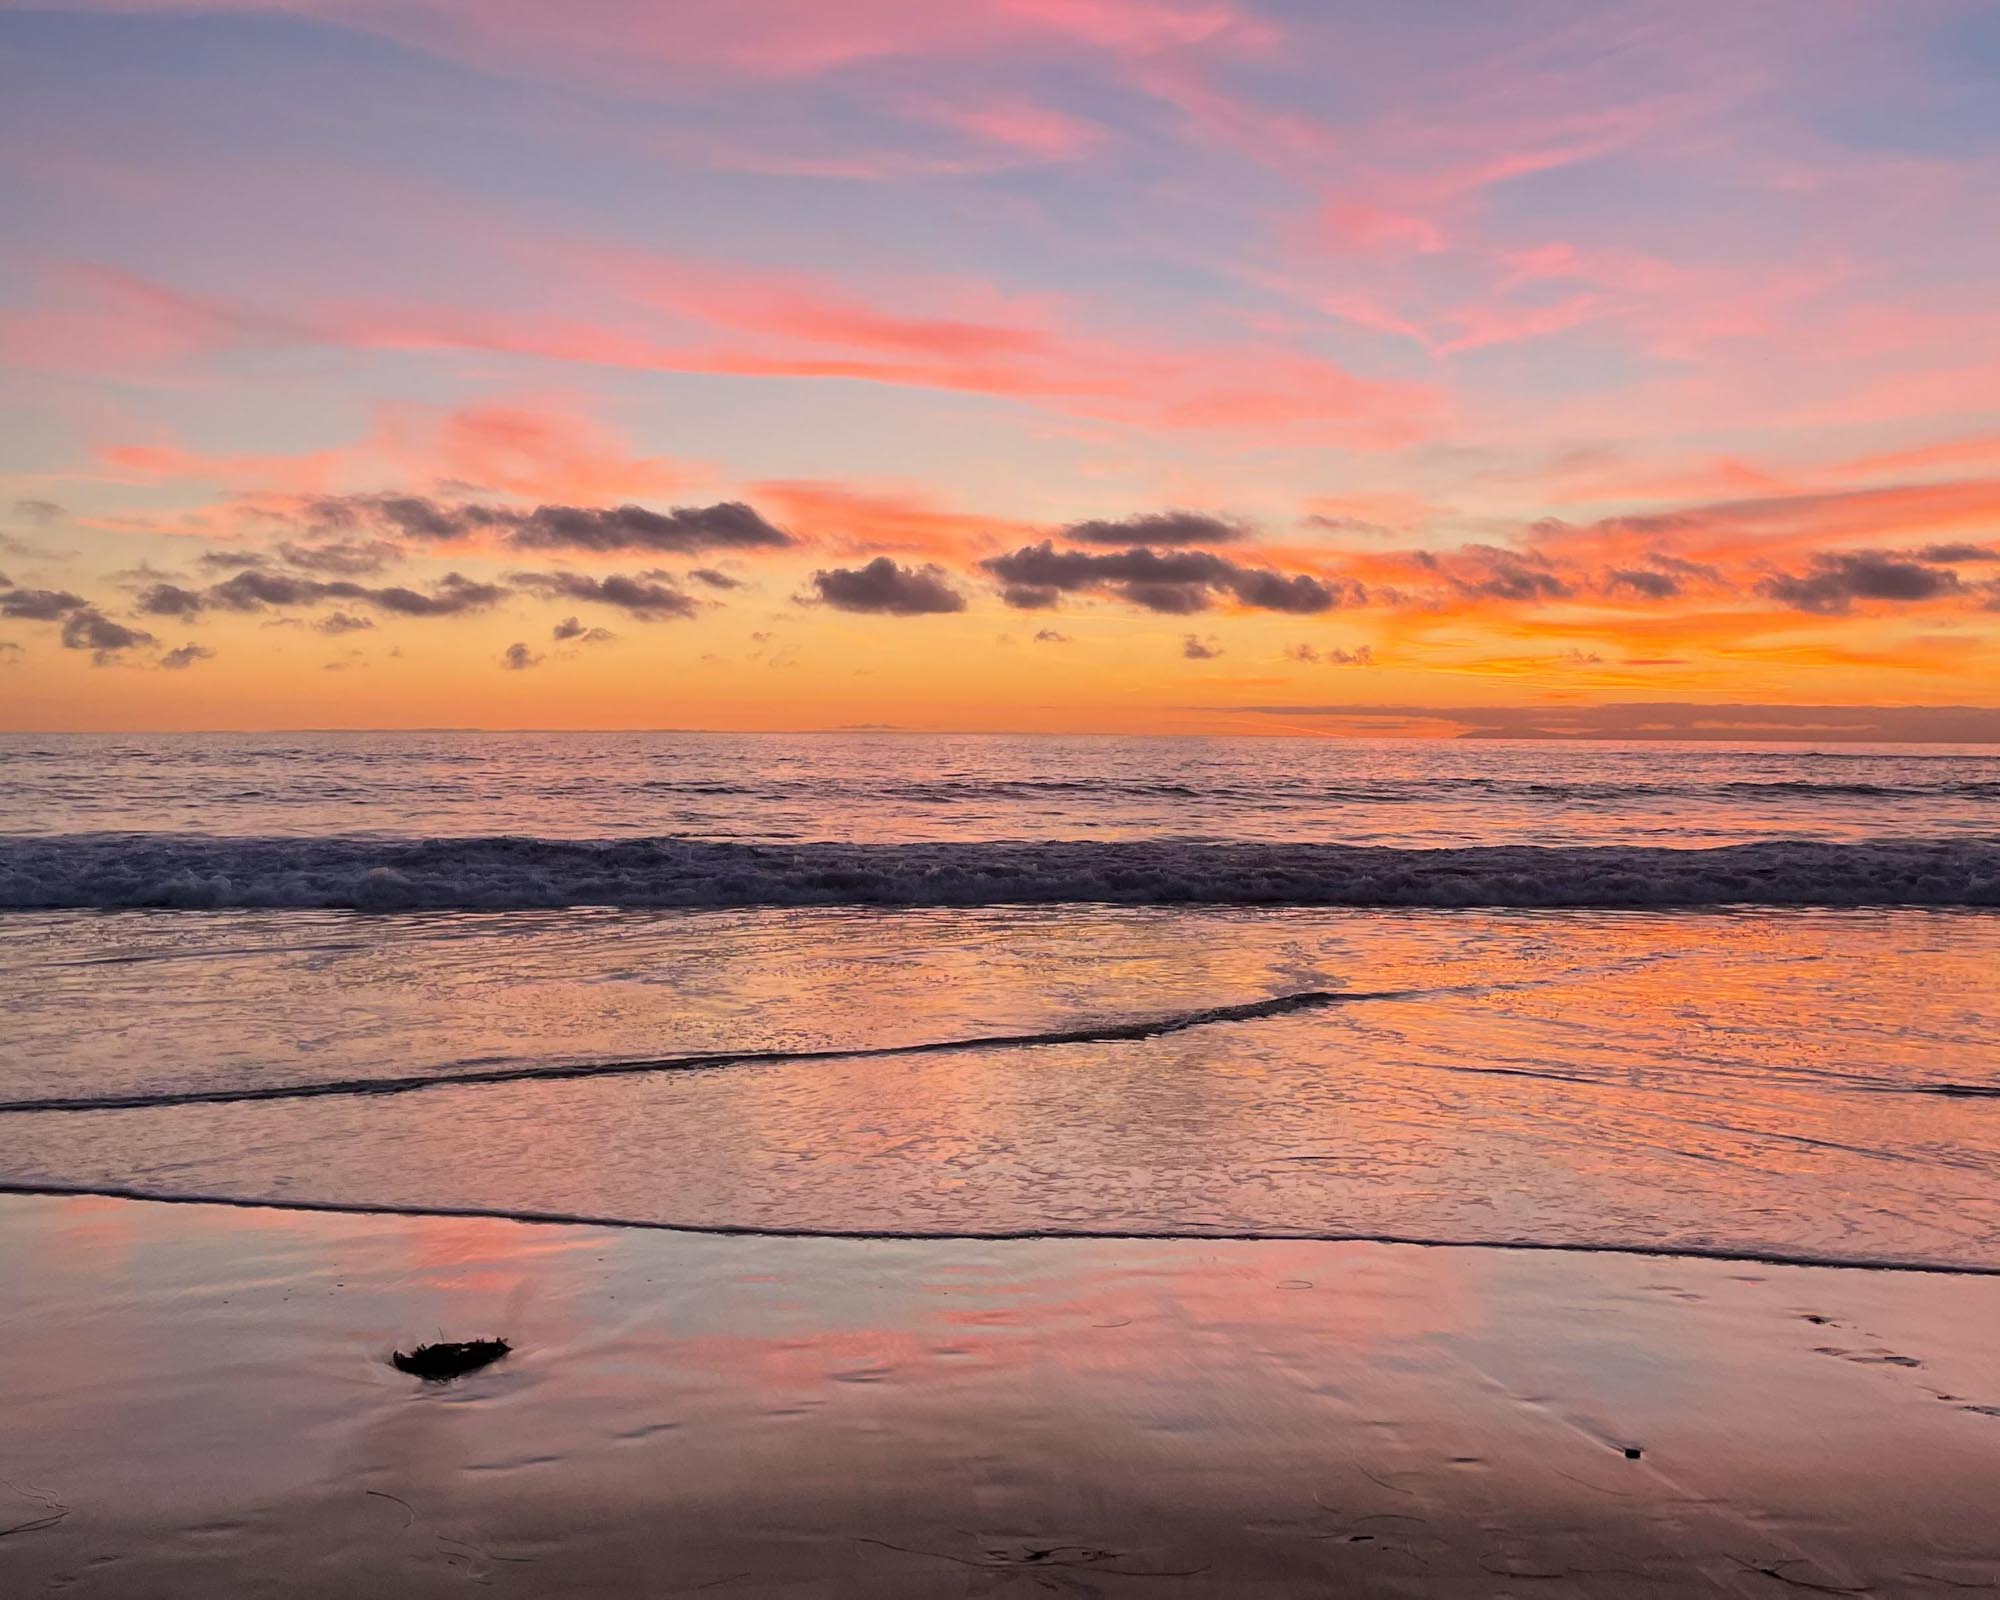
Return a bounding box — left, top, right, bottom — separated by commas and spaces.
5, 1178, 2000, 1280
4, 1191, 1997, 1596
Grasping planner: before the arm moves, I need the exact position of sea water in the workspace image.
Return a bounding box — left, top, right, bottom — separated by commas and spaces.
1, 732, 1995, 1271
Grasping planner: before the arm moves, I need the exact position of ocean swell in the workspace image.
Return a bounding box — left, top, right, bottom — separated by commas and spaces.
3, 833, 1998, 911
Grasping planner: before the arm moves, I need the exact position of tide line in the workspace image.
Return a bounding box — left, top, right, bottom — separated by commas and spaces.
2, 1179, 1994, 1278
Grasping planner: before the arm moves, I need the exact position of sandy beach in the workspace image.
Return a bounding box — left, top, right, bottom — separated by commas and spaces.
3, 1191, 1995, 1597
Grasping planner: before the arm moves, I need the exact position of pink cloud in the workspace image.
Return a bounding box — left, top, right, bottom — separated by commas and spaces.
34, 0, 1264, 84
894, 93, 1107, 162
1434, 292, 1611, 356
0, 262, 287, 373
26, 254, 1438, 447
87, 401, 701, 506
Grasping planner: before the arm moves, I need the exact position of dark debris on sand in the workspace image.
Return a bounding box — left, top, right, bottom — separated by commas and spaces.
392, 1338, 511, 1381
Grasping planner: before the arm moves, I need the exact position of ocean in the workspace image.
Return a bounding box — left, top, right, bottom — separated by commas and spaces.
2, 731, 1996, 1272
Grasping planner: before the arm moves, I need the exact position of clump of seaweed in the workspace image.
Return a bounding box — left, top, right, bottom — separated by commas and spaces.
392, 1337, 511, 1381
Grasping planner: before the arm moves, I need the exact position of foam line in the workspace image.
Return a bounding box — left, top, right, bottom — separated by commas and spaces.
0, 986, 1401, 1115
2, 1180, 1994, 1278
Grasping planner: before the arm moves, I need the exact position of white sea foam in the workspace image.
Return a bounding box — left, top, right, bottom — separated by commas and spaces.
3, 833, 1996, 911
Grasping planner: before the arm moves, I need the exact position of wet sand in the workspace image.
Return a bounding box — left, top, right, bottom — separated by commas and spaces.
2, 1192, 1996, 1597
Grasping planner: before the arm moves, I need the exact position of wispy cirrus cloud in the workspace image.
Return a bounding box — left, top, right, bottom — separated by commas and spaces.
50, 0, 1265, 86
89, 403, 701, 506
16, 256, 1439, 448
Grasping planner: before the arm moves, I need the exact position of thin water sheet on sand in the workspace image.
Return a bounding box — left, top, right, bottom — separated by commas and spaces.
5, 907, 1996, 1271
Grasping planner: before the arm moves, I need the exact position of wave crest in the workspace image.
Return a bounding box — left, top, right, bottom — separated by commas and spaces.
2, 834, 1997, 912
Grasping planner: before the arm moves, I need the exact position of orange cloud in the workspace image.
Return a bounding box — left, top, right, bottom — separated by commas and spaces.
1829, 432, 2000, 482
93, 441, 349, 494
753, 481, 1038, 558
372, 404, 699, 503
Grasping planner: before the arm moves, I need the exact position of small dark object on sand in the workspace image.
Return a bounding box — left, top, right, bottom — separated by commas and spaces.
1623, 1446, 1643, 1460
392, 1338, 511, 1381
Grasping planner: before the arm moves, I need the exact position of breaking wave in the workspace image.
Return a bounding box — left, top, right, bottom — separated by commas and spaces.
3, 834, 1998, 912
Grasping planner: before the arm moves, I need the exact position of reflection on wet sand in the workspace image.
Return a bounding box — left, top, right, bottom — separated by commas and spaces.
3, 1194, 1996, 1597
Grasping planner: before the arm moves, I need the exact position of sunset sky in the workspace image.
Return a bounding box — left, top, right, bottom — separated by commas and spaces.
3, 0, 1999, 735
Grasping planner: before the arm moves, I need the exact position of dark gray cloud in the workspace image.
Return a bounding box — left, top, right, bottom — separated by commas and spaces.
0, 531, 65, 561
1182, 634, 1223, 659
501, 642, 543, 671
1604, 567, 1680, 599
275, 537, 407, 576
159, 642, 216, 670
12, 499, 63, 524
1033, 628, 1070, 643
196, 549, 272, 572
315, 612, 375, 636
1063, 511, 1247, 547
136, 583, 209, 619
195, 569, 508, 617
1915, 543, 2000, 564
59, 608, 156, 661
500, 501, 791, 554
1648, 552, 1725, 584
1758, 551, 1962, 614
1428, 544, 1573, 602
299, 494, 462, 541
310, 494, 793, 555
512, 571, 697, 619
1121, 579, 1210, 614
809, 557, 966, 615
983, 542, 1356, 615
369, 574, 511, 616
553, 616, 617, 643
1226, 567, 1348, 612
687, 568, 742, 589
205, 571, 334, 610
0, 587, 88, 621
1594, 551, 1725, 600
108, 561, 178, 584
